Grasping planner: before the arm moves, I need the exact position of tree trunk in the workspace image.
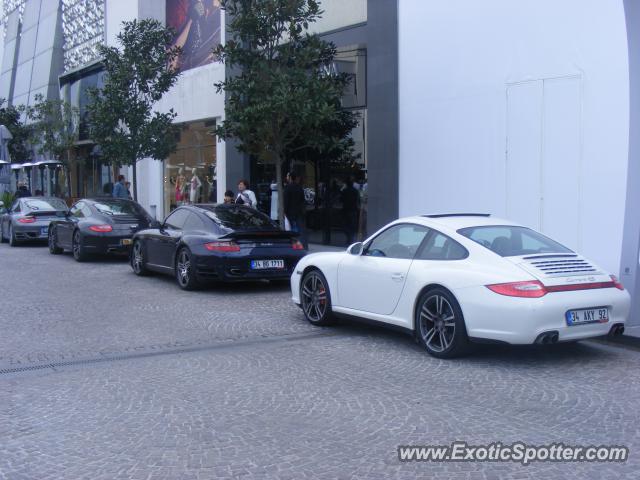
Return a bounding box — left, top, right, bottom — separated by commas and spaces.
275, 155, 285, 226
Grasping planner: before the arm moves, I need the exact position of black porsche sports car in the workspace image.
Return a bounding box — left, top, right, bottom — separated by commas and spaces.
130, 204, 307, 289
48, 198, 158, 261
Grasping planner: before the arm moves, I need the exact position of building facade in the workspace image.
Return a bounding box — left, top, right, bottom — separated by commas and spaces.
1, 0, 638, 328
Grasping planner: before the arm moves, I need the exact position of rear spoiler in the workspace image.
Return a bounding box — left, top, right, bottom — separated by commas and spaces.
219, 230, 299, 240
28, 210, 67, 217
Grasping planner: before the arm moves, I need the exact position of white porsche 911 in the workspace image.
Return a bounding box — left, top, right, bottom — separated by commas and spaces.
291, 214, 630, 358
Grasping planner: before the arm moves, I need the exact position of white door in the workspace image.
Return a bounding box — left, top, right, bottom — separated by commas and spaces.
337, 224, 429, 315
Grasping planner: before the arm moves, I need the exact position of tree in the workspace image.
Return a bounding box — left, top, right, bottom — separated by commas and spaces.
87, 19, 182, 200
0, 98, 31, 163
214, 0, 358, 223
27, 93, 78, 163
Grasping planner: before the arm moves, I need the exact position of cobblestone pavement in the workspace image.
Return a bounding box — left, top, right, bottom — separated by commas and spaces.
1, 243, 639, 479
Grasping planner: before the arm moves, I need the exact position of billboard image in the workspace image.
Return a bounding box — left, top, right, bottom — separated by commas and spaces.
167, 0, 222, 72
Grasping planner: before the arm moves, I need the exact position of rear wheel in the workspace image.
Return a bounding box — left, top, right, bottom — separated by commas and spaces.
416, 288, 469, 358
300, 270, 335, 326
8, 224, 19, 247
48, 227, 63, 254
72, 230, 89, 262
176, 248, 199, 290
131, 240, 150, 276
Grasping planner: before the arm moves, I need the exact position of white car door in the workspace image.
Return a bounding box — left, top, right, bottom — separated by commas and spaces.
337, 224, 429, 315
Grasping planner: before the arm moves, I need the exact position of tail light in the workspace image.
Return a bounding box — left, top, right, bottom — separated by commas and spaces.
89, 224, 113, 232
486, 280, 547, 298
291, 240, 304, 250
205, 241, 241, 252
17, 216, 36, 224
611, 275, 625, 290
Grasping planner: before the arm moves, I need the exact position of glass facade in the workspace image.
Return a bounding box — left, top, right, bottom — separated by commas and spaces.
164, 120, 217, 215
250, 46, 368, 246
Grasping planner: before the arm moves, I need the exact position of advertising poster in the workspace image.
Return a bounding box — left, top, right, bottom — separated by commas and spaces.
167, 0, 222, 72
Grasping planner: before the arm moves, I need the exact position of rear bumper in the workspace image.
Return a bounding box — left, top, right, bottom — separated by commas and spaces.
191, 248, 307, 282
455, 285, 631, 344
82, 232, 134, 254
13, 221, 50, 241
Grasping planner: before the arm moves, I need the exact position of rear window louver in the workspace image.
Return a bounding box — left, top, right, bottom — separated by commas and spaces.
528, 258, 599, 276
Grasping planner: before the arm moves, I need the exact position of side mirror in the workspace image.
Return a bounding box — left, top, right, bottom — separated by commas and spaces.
150, 220, 162, 228
347, 242, 363, 256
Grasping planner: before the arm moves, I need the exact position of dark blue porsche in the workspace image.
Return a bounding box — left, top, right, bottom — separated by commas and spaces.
130, 204, 307, 290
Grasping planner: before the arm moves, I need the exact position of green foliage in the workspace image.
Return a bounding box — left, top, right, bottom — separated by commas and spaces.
0, 98, 31, 163
1, 191, 13, 210
27, 93, 78, 163
214, 0, 359, 222
87, 19, 182, 199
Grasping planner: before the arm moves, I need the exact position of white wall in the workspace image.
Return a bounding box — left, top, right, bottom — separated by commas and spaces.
398, 0, 630, 275
309, 0, 366, 34
105, 0, 138, 46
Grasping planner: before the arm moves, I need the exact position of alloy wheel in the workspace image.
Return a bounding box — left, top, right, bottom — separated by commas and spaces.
301, 271, 330, 324
418, 294, 456, 353
176, 249, 192, 288
132, 242, 143, 273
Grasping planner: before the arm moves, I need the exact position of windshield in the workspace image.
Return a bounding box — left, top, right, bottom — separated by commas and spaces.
202, 205, 276, 230
457, 225, 573, 257
93, 201, 147, 217
23, 198, 68, 212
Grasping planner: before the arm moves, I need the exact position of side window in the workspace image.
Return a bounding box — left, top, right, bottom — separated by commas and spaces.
11, 201, 21, 213
70, 202, 85, 218
82, 205, 93, 218
364, 224, 429, 259
184, 213, 206, 231
164, 209, 191, 230
418, 230, 468, 260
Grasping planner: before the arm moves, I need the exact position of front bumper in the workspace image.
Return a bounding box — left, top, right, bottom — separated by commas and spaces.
455, 285, 631, 344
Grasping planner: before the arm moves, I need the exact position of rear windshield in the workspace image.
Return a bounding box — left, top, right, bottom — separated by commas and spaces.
202, 205, 276, 230
457, 225, 572, 257
23, 198, 67, 211
93, 201, 147, 217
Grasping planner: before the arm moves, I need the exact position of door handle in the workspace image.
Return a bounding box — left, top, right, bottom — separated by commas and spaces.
391, 273, 404, 281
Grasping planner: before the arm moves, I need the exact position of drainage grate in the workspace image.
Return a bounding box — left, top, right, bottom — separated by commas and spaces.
0, 331, 336, 376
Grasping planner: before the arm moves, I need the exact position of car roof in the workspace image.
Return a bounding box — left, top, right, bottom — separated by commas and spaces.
402, 214, 523, 232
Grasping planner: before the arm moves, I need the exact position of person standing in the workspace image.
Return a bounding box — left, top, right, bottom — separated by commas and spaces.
125, 182, 132, 199
340, 176, 359, 246
284, 172, 307, 248
112, 175, 129, 199
235, 179, 257, 208
223, 190, 235, 204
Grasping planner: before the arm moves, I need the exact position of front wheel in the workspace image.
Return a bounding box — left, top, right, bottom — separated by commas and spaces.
48, 227, 63, 254
416, 288, 469, 358
72, 230, 89, 262
175, 247, 199, 290
300, 270, 335, 326
131, 240, 150, 276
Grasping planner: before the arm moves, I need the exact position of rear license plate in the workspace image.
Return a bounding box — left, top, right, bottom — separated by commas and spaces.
566, 307, 609, 325
251, 259, 285, 270
40, 227, 48, 236
121, 238, 132, 246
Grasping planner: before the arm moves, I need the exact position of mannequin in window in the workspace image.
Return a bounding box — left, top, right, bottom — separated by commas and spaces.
190, 167, 202, 204
175, 168, 185, 204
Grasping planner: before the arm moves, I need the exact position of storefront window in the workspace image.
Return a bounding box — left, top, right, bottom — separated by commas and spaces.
250, 46, 368, 247
164, 120, 217, 214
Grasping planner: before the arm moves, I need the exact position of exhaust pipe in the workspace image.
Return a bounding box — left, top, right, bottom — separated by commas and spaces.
535, 331, 559, 345
608, 324, 625, 337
